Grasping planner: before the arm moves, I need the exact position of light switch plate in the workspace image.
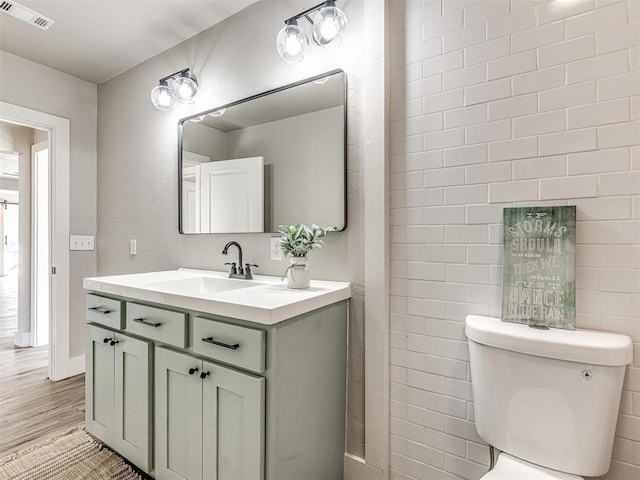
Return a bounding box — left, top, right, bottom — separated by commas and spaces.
70, 235, 94, 251
270, 237, 284, 260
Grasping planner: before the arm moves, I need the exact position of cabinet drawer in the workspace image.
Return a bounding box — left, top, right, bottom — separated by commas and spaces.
86, 294, 124, 329
192, 317, 265, 373
126, 302, 188, 348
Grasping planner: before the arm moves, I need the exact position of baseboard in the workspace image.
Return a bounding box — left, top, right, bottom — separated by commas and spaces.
14, 331, 32, 347
344, 453, 384, 480
68, 355, 86, 377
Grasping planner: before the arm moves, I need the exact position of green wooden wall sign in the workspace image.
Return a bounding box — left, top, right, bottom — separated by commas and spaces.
502, 206, 576, 330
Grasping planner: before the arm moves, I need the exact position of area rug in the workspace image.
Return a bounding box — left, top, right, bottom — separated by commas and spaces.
0, 426, 142, 480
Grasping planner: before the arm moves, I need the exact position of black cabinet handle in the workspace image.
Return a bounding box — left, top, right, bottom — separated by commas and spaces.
201, 337, 239, 350
133, 317, 161, 328
188, 367, 199, 375
103, 338, 112, 343
200, 371, 210, 379
89, 306, 111, 314
110, 340, 119, 346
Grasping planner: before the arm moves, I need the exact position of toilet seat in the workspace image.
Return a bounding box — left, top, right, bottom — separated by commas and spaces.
481, 453, 583, 480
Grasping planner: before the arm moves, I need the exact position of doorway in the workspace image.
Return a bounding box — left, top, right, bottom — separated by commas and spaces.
0, 101, 70, 381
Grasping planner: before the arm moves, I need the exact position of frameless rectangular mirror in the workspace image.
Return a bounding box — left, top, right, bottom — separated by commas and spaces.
178, 69, 346, 234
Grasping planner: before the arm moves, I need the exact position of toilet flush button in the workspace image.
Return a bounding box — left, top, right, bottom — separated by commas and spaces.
582, 369, 593, 380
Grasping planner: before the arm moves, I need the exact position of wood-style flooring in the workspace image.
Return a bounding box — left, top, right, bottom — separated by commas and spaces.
0, 270, 85, 458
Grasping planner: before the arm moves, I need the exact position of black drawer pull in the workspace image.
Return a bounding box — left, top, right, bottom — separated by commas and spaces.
202, 337, 239, 350
89, 306, 112, 314
133, 317, 161, 328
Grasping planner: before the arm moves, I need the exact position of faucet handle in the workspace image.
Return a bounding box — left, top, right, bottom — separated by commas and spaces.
244, 264, 258, 277
224, 262, 237, 274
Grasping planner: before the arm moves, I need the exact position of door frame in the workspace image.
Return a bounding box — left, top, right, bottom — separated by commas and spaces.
0, 101, 70, 381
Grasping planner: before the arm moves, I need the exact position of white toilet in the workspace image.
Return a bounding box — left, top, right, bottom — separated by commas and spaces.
465, 315, 633, 479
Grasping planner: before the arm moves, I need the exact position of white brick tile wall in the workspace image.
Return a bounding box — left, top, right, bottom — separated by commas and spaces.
488, 180, 539, 203
567, 50, 629, 84
566, 1, 628, 39
537, 0, 595, 25
424, 89, 465, 114
465, 78, 511, 105
539, 175, 599, 200
567, 147, 630, 175
513, 155, 567, 180
598, 120, 640, 148
443, 23, 486, 53
488, 136, 538, 161
466, 119, 511, 144
487, 51, 537, 81
512, 65, 565, 95
598, 71, 640, 101
539, 127, 598, 155
487, 93, 537, 121
539, 81, 597, 112
513, 110, 566, 137
466, 161, 512, 184
538, 36, 596, 69
444, 144, 487, 167
388, 1, 640, 478
487, 6, 536, 40
567, 98, 630, 129
444, 104, 487, 129
597, 21, 640, 54
511, 20, 565, 54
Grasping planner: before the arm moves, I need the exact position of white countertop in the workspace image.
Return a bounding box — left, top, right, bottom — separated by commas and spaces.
83, 268, 351, 325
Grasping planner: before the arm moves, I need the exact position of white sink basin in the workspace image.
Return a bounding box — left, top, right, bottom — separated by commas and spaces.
146, 276, 261, 296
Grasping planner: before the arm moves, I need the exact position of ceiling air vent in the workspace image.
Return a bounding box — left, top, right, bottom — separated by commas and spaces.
0, 0, 54, 30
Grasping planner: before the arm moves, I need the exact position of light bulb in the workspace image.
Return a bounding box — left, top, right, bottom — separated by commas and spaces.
276, 23, 309, 63
312, 5, 347, 47
171, 75, 198, 103
209, 108, 226, 117
150, 83, 177, 111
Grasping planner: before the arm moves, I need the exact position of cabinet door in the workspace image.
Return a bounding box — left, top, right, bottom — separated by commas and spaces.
202, 360, 265, 480
85, 324, 115, 445
113, 333, 152, 473
155, 347, 203, 480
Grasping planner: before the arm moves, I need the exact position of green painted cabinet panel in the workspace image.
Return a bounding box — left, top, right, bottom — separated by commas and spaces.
85, 324, 115, 444
202, 359, 264, 480
85, 324, 152, 473
155, 347, 265, 480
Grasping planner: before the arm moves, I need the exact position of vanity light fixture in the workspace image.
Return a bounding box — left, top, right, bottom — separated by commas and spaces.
276, 0, 347, 63
150, 68, 199, 111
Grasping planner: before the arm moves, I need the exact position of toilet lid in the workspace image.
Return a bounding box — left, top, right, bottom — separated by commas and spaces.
482, 454, 583, 480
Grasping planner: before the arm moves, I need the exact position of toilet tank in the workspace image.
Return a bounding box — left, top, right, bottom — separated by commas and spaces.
466, 315, 632, 477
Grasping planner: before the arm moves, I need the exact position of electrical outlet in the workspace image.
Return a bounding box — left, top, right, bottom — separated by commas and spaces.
270, 236, 284, 260
69, 235, 95, 251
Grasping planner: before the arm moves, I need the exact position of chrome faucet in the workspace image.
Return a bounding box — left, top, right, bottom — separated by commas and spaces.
222, 241, 257, 280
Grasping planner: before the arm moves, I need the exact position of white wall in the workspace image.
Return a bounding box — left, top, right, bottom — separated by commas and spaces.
97, 0, 368, 456
0, 53, 97, 359
388, 0, 639, 478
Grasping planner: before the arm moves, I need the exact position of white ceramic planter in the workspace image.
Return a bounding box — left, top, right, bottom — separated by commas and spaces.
286, 256, 310, 289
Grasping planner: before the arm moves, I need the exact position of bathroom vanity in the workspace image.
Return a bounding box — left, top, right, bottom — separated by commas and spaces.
83, 268, 350, 479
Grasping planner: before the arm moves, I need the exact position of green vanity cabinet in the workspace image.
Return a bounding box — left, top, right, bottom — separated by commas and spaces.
85, 323, 153, 473
155, 346, 264, 480
84, 285, 348, 480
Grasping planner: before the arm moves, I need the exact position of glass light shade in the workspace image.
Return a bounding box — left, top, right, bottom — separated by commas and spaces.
276, 23, 309, 63
150, 83, 177, 111
312, 5, 347, 47
171, 75, 198, 103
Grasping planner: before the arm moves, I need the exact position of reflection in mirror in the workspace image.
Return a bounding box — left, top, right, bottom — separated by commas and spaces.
178, 70, 346, 234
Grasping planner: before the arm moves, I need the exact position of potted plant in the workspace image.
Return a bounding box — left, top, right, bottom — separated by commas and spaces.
278, 224, 336, 289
